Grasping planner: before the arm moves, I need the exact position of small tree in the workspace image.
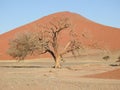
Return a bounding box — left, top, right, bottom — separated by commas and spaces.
7, 32, 35, 60
7, 17, 87, 68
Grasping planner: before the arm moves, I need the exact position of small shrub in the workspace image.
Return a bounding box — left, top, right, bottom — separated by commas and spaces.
116, 56, 120, 66
116, 56, 120, 63
103, 56, 110, 60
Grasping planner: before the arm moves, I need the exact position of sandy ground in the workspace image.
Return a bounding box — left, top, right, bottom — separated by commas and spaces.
0, 53, 120, 90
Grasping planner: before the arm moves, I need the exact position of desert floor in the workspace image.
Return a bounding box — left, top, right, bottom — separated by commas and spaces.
0, 52, 120, 90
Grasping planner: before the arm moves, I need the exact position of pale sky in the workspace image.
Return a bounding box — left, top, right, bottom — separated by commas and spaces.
0, 0, 120, 34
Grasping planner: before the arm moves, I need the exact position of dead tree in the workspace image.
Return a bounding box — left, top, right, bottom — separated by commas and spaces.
8, 17, 83, 68
36, 17, 82, 68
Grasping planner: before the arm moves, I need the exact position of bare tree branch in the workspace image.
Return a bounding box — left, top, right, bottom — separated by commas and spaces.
7, 17, 89, 68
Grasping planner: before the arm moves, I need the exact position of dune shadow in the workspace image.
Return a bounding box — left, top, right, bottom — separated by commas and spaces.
0, 65, 49, 68
109, 64, 119, 66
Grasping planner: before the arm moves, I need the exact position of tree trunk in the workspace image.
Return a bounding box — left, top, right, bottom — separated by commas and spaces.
46, 50, 61, 68
47, 50, 56, 62
55, 54, 61, 68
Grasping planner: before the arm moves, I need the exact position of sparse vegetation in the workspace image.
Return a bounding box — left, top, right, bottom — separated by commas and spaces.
117, 56, 120, 62
116, 56, 120, 66
7, 17, 84, 68
7, 32, 34, 60
102, 56, 110, 61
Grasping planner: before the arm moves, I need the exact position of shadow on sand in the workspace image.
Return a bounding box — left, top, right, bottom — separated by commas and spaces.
0, 65, 46, 68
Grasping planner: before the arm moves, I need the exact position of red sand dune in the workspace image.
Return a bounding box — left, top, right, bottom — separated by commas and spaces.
0, 11, 120, 60
84, 69, 120, 80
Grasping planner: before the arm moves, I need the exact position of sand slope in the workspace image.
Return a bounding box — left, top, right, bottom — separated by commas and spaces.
85, 69, 120, 79
0, 12, 120, 60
